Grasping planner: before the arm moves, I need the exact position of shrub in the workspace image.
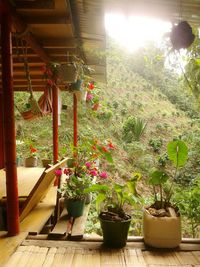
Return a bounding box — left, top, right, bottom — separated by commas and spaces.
149, 138, 163, 153
122, 116, 147, 142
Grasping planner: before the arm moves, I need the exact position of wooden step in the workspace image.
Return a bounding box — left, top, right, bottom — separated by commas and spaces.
48, 203, 91, 240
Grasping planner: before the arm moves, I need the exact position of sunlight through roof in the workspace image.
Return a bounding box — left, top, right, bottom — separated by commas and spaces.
105, 14, 172, 52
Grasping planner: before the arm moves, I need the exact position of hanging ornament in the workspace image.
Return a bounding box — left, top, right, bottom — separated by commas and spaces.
170, 21, 195, 50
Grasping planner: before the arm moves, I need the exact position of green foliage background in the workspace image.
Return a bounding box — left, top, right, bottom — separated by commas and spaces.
14, 37, 200, 238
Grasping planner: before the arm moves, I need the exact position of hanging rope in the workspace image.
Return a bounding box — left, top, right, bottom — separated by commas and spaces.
14, 37, 54, 120
21, 39, 42, 115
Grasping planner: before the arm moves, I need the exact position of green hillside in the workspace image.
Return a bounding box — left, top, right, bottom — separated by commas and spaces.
14, 40, 200, 238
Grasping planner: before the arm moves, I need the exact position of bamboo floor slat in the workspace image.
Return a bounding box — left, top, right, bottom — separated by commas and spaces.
4, 239, 200, 267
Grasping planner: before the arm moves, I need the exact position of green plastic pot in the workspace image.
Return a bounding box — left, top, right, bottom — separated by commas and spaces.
99, 214, 131, 248
64, 198, 85, 218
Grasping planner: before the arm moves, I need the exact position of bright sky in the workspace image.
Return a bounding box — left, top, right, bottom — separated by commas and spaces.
105, 14, 172, 52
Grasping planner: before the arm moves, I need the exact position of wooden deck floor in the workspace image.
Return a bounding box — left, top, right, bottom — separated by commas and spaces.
4, 239, 200, 267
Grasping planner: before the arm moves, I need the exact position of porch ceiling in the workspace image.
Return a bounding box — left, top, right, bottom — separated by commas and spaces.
0, 0, 200, 91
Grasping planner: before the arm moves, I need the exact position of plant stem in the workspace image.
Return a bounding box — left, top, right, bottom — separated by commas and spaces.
167, 145, 179, 203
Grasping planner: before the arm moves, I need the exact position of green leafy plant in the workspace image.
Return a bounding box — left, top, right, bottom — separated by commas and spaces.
149, 138, 163, 153
174, 178, 200, 238
122, 116, 147, 142
58, 138, 115, 200
84, 172, 141, 220
148, 140, 188, 210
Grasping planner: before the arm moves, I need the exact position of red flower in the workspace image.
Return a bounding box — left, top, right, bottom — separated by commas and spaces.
92, 103, 100, 111
64, 168, 72, 175
88, 82, 94, 90
101, 146, 108, 153
107, 141, 115, 150
30, 145, 37, 154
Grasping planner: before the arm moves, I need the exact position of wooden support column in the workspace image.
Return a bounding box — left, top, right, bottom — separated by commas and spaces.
0, 0, 19, 236
52, 85, 59, 164
0, 91, 4, 169
73, 94, 78, 150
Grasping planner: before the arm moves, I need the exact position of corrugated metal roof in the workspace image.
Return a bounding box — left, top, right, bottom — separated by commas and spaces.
1, 0, 200, 90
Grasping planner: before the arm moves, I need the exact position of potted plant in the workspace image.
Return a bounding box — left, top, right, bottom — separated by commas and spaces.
24, 145, 38, 167
85, 171, 141, 248
40, 147, 52, 168
67, 57, 94, 101
58, 138, 116, 217
143, 139, 188, 248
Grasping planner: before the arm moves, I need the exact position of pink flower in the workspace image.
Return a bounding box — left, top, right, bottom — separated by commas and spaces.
86, 93, 93, 101
89, 169, 98, 177
99, 171, 108, 179
55, 169, 62, 176
85, 162, 92, 168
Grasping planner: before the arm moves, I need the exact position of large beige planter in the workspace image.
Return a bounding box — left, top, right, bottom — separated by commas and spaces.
143, 209, 181, 248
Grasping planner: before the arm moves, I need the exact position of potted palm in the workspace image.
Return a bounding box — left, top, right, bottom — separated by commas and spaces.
143, 139, 188, 248
85, 172, 141, 248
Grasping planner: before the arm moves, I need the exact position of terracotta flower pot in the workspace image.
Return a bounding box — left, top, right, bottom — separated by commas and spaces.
24, 156, 38, 167
143, 209, 181, 248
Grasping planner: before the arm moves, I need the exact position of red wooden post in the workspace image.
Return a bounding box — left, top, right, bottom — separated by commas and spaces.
52, 84, 59, 164
0, 0, 19, 236
73, 94, 78, 152
0, 91, 4, 169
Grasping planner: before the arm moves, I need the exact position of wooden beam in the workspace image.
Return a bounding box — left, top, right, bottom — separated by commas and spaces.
21, 15, 71, 25
0, 0, 20, 236
11, 37, 76, 49
0, 47, 77, 55
40, 38, 76, 48
10, 5, 51, 63
15, 0, 55, 10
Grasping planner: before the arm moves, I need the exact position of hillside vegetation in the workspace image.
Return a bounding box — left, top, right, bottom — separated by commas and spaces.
14, 39, 200, 237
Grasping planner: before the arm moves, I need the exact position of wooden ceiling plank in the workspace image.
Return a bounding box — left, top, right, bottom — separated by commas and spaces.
21, 15, 71, 25
10, 4, 51, 63
15, 0, 55, 10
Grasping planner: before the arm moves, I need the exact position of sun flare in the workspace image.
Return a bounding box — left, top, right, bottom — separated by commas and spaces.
105, 14, 172, 52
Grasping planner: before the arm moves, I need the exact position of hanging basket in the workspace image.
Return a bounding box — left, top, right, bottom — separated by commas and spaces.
170, 21, 195, 50
58, 63, 78, 83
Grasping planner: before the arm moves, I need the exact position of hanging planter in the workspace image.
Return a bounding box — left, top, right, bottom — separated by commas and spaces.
71, 79, 83, 91
58, 63, 78, 83
170, 21, 195, 50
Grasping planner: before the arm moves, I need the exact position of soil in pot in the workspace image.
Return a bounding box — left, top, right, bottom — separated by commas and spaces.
99, 211, 131, 248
